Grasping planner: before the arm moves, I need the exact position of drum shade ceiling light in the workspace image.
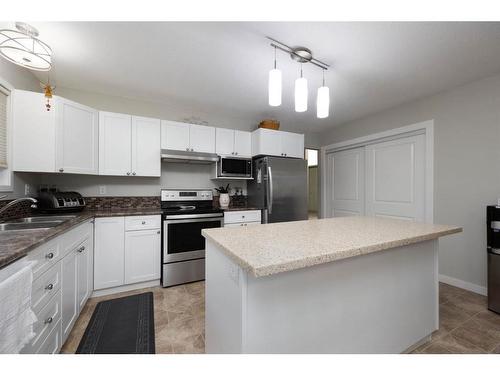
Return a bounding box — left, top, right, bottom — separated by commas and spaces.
0, 22, 52, 71
266, 37, 331, 119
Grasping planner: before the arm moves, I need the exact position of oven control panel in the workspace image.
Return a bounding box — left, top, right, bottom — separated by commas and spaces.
161, 189, 213, 201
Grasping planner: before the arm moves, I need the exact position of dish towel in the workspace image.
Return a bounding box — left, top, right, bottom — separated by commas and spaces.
0, 262, 37, 353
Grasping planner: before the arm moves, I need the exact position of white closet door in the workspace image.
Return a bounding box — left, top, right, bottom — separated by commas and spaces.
365, 134, 425, 222
328, 147, 365, 217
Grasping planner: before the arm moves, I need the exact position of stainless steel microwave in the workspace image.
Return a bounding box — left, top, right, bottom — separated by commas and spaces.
217, 156, 252, 178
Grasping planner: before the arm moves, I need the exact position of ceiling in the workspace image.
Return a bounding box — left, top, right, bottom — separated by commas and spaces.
9, 22, 500, 133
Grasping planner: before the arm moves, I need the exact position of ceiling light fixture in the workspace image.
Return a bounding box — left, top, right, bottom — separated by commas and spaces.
266, 37, 330, 119
0, 22, 52, 71
268, 46, 282, 107
317, 69, 330, 119
295, 64, 308, 112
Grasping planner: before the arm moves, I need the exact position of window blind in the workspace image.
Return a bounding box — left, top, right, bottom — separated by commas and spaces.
0, 86, 8, 169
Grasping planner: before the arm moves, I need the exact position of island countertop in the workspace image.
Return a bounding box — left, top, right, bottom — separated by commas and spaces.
202, 216, 462, 277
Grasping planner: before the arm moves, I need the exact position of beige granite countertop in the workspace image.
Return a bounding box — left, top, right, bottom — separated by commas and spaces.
0, 208, 162, 269
202, 216, 462, 278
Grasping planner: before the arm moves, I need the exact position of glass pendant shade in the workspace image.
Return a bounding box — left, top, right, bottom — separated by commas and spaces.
294, 77, 308, 112
268, 68, 282, 106
0, 24, 52, 71
316, 86, 330, 118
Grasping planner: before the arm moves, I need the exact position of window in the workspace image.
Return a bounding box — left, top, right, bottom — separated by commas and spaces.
0, 85, 8, 169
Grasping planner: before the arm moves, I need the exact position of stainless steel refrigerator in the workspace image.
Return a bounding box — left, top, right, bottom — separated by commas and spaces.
247, 156, 308, 223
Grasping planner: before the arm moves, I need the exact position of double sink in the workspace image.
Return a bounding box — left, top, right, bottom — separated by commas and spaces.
0, 215, 77, 232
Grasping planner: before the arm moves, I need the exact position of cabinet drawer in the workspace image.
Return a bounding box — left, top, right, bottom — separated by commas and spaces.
22, 290, 61, 353
36, 320, 61, 354
125, 215, 161, 231
224, 210, 262, 224
31, 262, 61, 314
224, 221, 261, 228
27, 239, 61, 281
61, 221, 93, 257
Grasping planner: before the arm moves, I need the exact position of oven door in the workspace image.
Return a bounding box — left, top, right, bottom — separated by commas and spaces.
218, 157, 252, 178
163, 216, 222, 262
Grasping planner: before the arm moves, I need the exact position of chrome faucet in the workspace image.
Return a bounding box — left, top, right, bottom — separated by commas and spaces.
0, 197, 38, 216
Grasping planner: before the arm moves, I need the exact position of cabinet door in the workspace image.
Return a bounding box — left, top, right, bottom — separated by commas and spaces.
124, 229, 161, 284
99, 111, 132, 176
132, 116, 161, 177
189, 124, 216, 153
280, 132, 304, 158
12, 90, 56, 172
233, 130, 251, 157
161, 120, 190, 151
94, 217, 125, 290
61, 250, 78, 342
76, 235, 92, 312
252, 128, 282, 157
216, 128, 235, 155
56, 98, 98, 174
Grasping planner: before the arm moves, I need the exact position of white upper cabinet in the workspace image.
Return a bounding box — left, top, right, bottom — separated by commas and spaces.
56, 97, 98, 174
161, 120, 190, 151
216, 128, 251, 157
188, 124, 216, 153
161, 120, 216, 153
280, 131, 305, 158
99, 112, 161, 177
99, 111, 132, 176
251, 128, 304, 159
131, 116, 161, 177
12, 90, 98, 174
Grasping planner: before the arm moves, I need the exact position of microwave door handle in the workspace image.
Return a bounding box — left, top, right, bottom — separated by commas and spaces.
267, 165, 273, 214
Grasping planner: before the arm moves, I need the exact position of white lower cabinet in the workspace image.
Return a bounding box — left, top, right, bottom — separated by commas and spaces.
94, 215, 161, 292
224, 210, 262, 227
124, 229, 161, 284
20, 220, 93, 354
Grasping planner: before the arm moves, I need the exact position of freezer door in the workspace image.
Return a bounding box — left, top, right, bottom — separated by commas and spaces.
247, 157, 267, 209
488, 251, 500, 313
266, 157, 308, 223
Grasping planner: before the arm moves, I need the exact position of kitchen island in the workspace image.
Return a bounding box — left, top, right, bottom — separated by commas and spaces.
202, 216, 462, 353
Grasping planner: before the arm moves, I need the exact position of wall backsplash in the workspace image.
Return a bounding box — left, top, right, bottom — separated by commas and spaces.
85, 196, 160, 210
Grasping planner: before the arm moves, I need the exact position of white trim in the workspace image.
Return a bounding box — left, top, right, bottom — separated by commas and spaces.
439, 274, 487, 296
91, 279, 160, 297
0, 75, 14, 192
320, 120, 434, 224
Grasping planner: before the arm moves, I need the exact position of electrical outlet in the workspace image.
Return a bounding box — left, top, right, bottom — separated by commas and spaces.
24, 184, 30, 196
99, 185, 106, 195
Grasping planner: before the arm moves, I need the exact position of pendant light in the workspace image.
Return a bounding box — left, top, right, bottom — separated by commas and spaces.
295, 64, 308, 112
268, 46, 282, 107
0, 22, 52, 71
316, 69, 330, 118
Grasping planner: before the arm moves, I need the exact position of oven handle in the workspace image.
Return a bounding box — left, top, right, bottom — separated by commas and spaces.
164, 217, 224, 224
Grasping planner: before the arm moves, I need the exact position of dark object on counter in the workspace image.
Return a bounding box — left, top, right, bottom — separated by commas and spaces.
214, 184, 230, 194
36, 191, 86, 213
76, 292, 155, 354
487, 206, 500, 314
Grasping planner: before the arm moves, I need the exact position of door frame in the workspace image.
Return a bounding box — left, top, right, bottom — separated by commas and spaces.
320, 120, 434, 223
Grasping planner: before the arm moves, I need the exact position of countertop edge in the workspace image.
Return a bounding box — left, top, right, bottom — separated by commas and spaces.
202, 226, 462, 278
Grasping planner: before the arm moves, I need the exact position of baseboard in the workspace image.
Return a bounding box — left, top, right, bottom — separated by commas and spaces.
91, 279, 160, 298
439, 274, 487, 296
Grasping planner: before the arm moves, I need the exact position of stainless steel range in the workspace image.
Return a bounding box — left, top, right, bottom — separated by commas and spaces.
161, 189, 223, 287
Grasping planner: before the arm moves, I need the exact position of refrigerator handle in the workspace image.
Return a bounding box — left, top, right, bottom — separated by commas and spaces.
267, 165, 273, 215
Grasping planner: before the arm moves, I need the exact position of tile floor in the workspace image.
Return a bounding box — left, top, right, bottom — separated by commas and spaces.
61, 281, 500, 354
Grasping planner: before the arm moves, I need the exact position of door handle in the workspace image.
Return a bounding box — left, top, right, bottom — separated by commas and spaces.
267, 165, 273, 215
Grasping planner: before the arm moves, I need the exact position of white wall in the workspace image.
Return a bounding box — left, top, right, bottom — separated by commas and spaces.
319, 73, 500, 293
39, 162, 247, 197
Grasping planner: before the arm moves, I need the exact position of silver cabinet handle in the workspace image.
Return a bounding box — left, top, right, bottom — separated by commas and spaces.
242, 215, 245, 218
44, 317, 53, 324
45, 252, 54, 259
132, 172, 136, 176
186, 147, 189, 151
142, 221, 146, 225
59, 168, 64, 172
157, 230, 161, 234
191, 148, 194, 152
45, 283, 53, 290
77, 246, 85, 253
126, 172, 131, 175
235, 152, 238, 155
